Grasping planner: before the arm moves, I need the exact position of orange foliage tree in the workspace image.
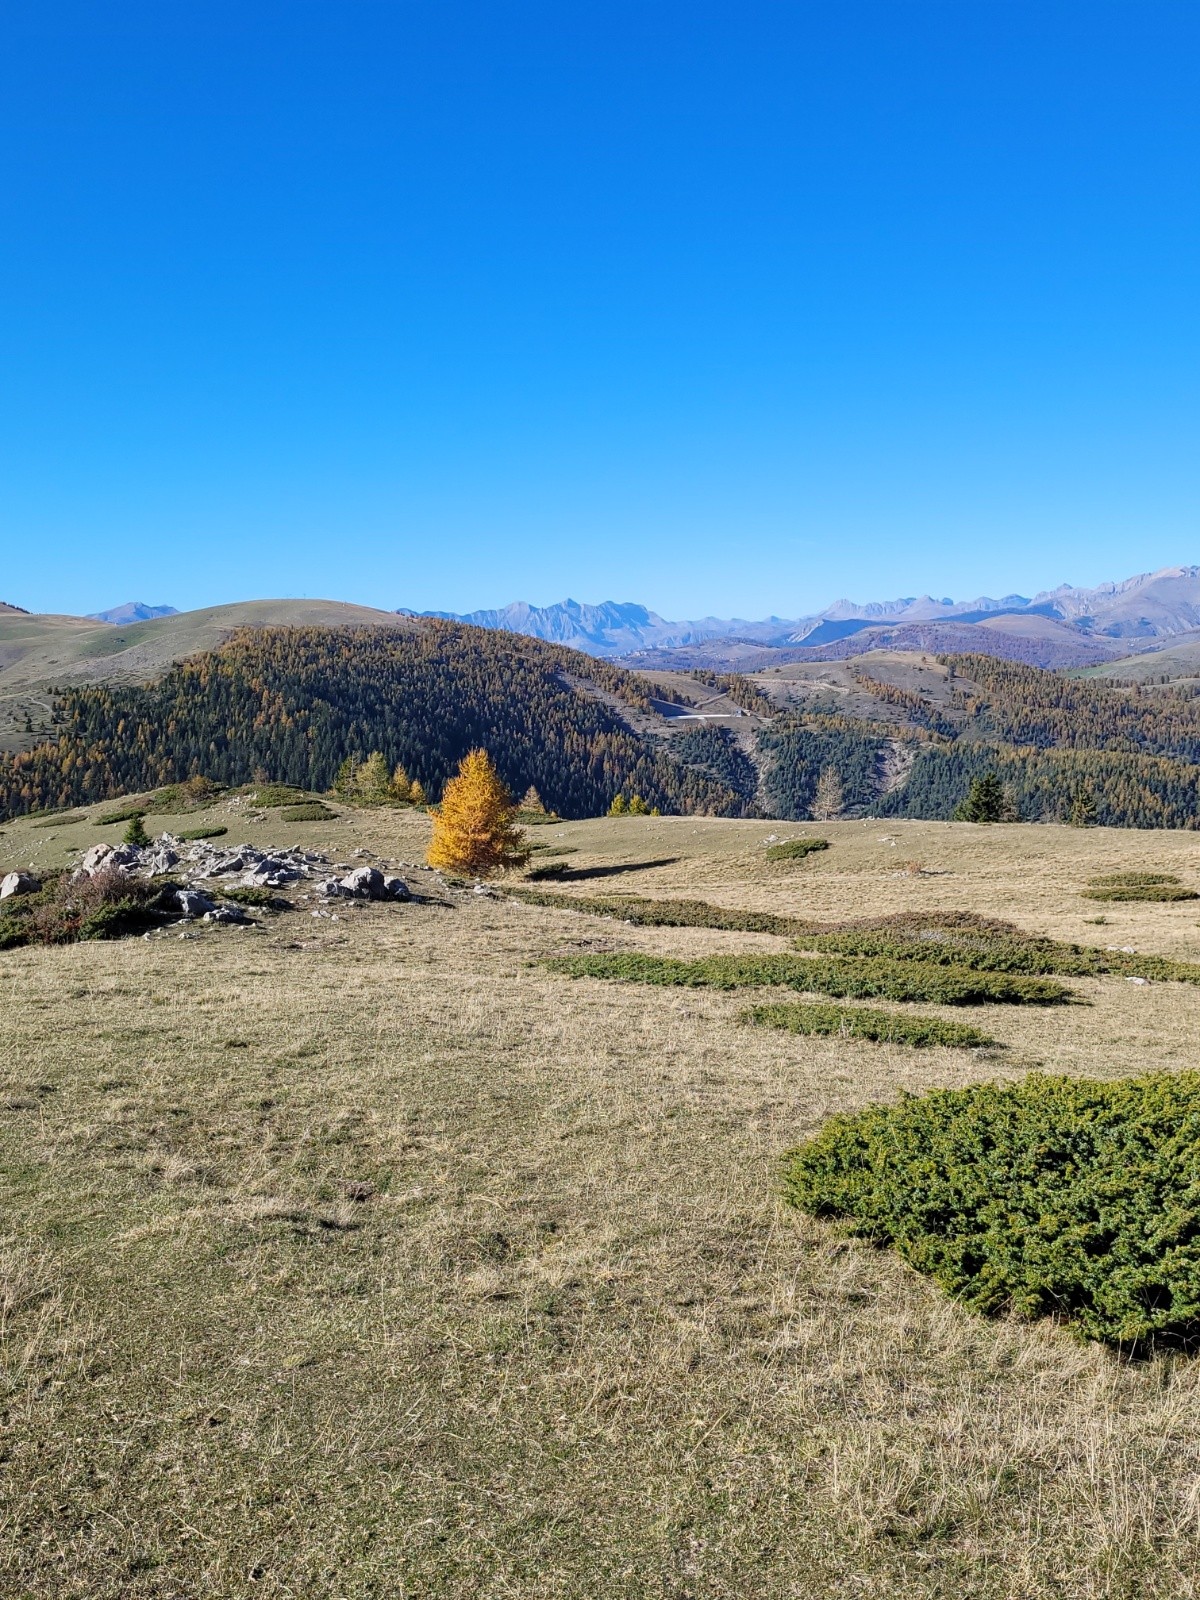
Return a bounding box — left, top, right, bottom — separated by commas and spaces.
426, 749, 529, 876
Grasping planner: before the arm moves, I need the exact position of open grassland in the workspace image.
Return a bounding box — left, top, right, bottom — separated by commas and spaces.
6, 810, 1200, 1596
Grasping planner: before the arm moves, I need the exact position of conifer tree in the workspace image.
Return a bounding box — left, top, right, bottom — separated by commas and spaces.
954, 771, 1007, 823
123, 812, 150, 847
810, 765, 844, 821
1069, 787, 1099, 827
409, 779, 427, 806
608, 794, 628, 816
390, 763, 411, 800
333, 756, 360, 797
354, 751, 392, 803
520, 785, 547, 813
628, 794, 648, 815
426, 749, 528, 876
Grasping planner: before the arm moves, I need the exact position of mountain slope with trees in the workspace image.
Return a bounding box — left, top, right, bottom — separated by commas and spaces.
0, 623, 746, 821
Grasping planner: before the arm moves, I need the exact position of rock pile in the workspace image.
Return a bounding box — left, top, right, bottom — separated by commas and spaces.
73, 837, 411, 925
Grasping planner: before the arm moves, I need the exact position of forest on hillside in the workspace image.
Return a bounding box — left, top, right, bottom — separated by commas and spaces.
0, 624, 745, 821
754, 657, 1200, 828
7, 630, 1200, 829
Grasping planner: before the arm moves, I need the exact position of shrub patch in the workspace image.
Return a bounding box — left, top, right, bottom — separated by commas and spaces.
543, 952, 1070, 1005
765, 838, 830, 862
509, 887, 808, 936
1082, 873, 1198, 903
784, 1072, 1200, 1347
798, 919, 1200, 984
744, 1002, 998, 1049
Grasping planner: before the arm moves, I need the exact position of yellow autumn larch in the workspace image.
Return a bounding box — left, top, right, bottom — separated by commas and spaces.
426, 749, 529, 876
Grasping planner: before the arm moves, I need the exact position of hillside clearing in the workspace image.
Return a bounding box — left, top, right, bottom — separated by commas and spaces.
5, 812, 1200, 1595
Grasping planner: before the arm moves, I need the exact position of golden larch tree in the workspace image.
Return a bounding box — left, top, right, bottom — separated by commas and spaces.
427, 749, 529, 876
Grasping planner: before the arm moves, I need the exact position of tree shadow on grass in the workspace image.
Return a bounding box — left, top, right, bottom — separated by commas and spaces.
524, 857, 681, 883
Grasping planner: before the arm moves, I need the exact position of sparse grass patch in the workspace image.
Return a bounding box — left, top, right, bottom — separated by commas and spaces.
543, 951, 1071, 1005
765, 837, 830, 862
1082, 872, 1198, 902
785, 1071, 1200, 1347
744, 1001, 999, 1049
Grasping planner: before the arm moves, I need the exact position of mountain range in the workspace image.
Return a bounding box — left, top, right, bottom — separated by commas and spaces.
413, 566, 1200, 667
68, 564, 1200, 672
87, 602, 179, 624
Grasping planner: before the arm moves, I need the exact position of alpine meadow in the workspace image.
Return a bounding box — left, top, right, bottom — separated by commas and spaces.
7, 5, 1200, 1598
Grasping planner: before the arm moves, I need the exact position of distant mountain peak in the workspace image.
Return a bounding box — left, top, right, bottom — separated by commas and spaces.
87, 602, 179, 625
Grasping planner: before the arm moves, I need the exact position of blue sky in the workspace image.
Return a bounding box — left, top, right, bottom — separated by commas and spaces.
1, 2, 1197, 620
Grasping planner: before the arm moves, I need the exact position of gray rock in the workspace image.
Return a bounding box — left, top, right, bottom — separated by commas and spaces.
316, 879, 346, 898
0, 871, 39, 900
201, 903, 249, 925
339, 866, 386, 899
174, 888, 216, 919
80, 843, 115, 874
243, 857, 302, 887
383, 876, 411, 901
141, 846, 179, 876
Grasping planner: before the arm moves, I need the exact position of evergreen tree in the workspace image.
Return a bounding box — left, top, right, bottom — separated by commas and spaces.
353, 751, 392, 803
520, 785, 547, 813
954, 771, 1008, 823
390, 763, 411, 800
628, 794, 649, 815
426, 749, 529, 876
608, 795, 628, 816
1069, 787, 1099, 827
123, 813, 150, 847
409, 779, 428, 806
333, 756, 360, 797
810, 765, 844, 821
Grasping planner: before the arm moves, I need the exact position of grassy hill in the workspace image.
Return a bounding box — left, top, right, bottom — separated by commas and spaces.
5, 806, 1200, 1595
0, 599, 415, 751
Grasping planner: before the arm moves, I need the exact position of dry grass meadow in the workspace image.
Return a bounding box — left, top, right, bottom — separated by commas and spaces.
5, 801, 1200, 1596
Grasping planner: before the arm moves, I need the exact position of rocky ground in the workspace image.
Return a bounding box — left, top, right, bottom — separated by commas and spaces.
2, 834, 429, 934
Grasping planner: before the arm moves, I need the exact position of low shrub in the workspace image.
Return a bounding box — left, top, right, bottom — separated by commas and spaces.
279, 802, 335, 822
0, 868, 172, 949
784, 1072, 1200, 1347
240, 785, 313, 808
744, 1002, 998, 1049
178, 825, 229, 841
543, 952, 1070, 1005
1082, 873, 1198, 903
96, 805, 146, 826
798, 919, 1200, 985
144, 777, 225, 813
31, 811, 87, 828
765, 838, 830, 862
508, 887, 808, 935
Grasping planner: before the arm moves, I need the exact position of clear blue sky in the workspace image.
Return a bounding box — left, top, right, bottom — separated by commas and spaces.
1, 2, 1197, 620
